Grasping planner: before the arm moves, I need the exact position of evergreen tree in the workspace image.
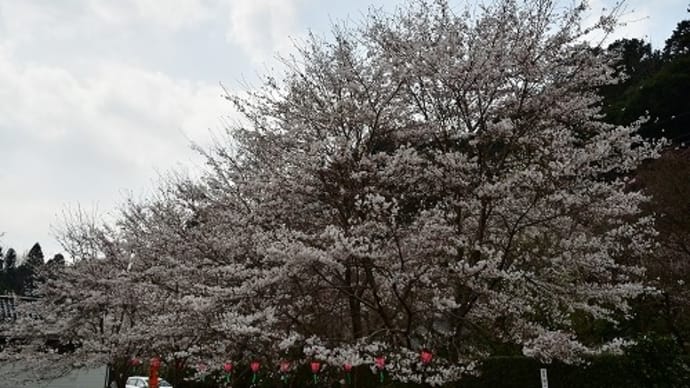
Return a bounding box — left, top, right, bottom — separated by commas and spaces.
608, 38, 660, 83
25, 242, 45, 269
602, 8, 690, 144
3, 248, 19, 294
4, 248, 17, 270
47, 253, 65, 267
663, 8, 690, 59
20, 243, 45, 296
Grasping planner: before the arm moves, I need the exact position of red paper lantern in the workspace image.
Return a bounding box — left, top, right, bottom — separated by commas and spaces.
343, 362, 353, 372
310, 360, 321, 374
280, 360, 291, 373
250, 360, 261, 373
420, 350, 433, 365
150, 357, 161, 370
374, 356, 385, 370
223, 362, 233, 373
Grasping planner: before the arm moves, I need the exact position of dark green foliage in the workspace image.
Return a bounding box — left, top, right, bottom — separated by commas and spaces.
0, 243, 63, 296
457, 354, 689, 388
607, 38, 661, 84
602, 9, 690, 144
47, 253, 65, 267
664, 18, 690, 58
609, 56, 690, 142
625, 335, 690, 388
25, 242, 44, 269
3, 247, 17, 270
18, 242, 45, 295
2, 248, 19, 294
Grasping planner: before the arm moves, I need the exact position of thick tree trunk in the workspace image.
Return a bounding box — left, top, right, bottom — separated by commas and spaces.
346, 265, 363, 339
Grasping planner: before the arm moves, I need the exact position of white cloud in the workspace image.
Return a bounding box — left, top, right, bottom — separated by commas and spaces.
0, 0, 246, 258
0, 0, 214, 41
87, 0, 214, 30
226, 0, 304, 64
0, 43, 233, 257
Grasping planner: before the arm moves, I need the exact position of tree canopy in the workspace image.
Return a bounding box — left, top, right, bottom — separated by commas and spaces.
3, 1, 684, 387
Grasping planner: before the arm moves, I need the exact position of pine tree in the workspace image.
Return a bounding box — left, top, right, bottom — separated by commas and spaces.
3, 248, 18, 294
4, 248, 17, 270
19, 243, 46, 296
663, 8, 690, 59
25, 242, 45, 269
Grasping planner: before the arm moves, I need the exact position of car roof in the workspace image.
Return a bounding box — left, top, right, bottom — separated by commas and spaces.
129, 376, 172, 384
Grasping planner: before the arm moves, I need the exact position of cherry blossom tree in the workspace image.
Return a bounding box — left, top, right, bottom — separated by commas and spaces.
0, 219, 148, 388
110, 179, 286, 382
200, 0, 660, 383
1, 179, 287, 388
1, 1, 665, 386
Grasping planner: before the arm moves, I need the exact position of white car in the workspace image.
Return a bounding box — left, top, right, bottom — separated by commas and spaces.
125, 376, 173, 388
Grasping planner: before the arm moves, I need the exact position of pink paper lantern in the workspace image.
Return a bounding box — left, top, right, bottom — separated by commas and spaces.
420, 350, 433, 365
374, 356, 385, 370
310, 360, 321, 374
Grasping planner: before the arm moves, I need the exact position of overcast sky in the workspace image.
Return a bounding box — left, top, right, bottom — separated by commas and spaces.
0, 0, 687, 260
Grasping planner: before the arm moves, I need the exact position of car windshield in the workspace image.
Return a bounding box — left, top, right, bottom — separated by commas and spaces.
143, 378, 172, 387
